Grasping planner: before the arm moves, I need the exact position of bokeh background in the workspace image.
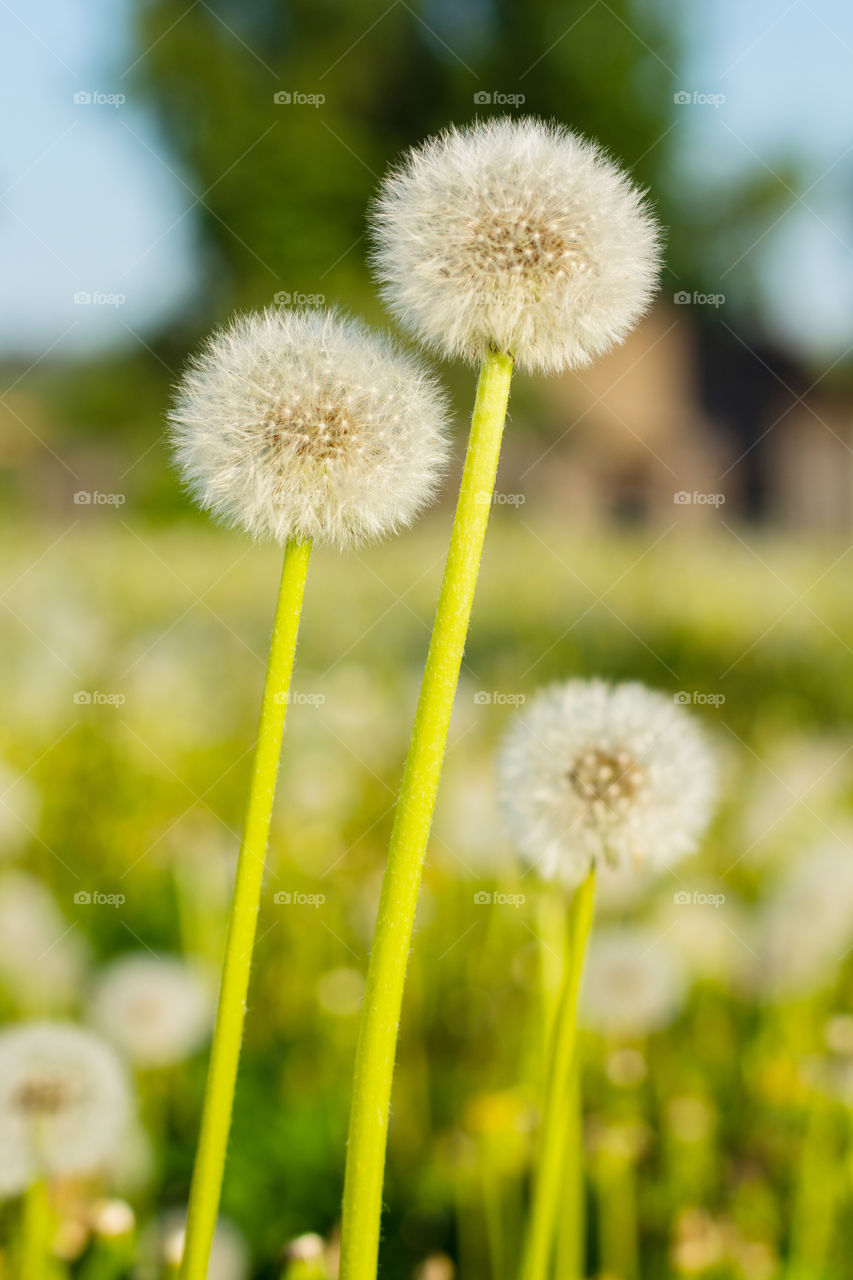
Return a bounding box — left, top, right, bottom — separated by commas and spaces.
2, 1, 853, 1277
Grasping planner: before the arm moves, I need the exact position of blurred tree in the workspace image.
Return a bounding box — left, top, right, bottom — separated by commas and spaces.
129, 0, 684, 326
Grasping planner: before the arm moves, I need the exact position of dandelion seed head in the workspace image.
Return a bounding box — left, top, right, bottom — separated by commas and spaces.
497, 679, 715, 890
138, 1210, 249, 1280
581, 926, 688, 1036
372, 116, 662, 373
754, 836, 853, 999
0, 1021, 131, 1196
0, 872, 89, 1009
170, 308, 450, 551
90, 953, 214, 1067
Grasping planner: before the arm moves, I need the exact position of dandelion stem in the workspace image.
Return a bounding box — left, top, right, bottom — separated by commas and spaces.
180, 537, 312, 1280
555, 1065, 585, 1279
339, 348, 514, 1280
520, 869, 596, 1280
19, 1178, 51, 1280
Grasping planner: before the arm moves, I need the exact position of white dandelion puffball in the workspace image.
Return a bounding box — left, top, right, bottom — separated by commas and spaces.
581, 926, 688, 1036
0, 759, 40, 855
170, 307, 450, 550
0, 1021, 132, 1197
138, 1210, 249, 1280
0, 872, 89, 1008
754, 837, 853, 999
371, 116, 661, 374
497, 679, 715, 890
90, 953, 214, 1067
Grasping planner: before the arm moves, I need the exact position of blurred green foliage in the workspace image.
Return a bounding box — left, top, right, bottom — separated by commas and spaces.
3, 516, 853, 1275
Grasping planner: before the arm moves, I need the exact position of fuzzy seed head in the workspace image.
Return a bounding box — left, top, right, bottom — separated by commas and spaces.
497, 679, 715, 890
581, 926, 688, 1036
755, 836, 853, 999
372, 116, 662, 374
90, 953, 214, 1067
0, 1022, 131, 1196
170, 308, 450, 550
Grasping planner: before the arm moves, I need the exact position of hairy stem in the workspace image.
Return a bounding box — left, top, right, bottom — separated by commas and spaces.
180, 537, 311, 1280
339, 349, 514, 1280
520, 870, 596, 1280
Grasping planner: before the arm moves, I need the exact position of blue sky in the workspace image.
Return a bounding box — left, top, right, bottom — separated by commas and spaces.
1, 0, 851, 360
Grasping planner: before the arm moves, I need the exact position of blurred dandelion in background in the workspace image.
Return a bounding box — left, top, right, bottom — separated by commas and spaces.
90, 952, 215, 1068
0, 1021, 132, 1196
581, 926, 688, 1036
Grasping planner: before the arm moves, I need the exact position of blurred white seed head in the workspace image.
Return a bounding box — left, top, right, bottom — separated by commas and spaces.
0, 1021, 131, 1197
0, 758, 40, 856
283, 1232, 327, 1262
139, 1210, 249, 1280
170, 307, 450, 550
581, 926, 688, 1036
372, 116, 661, 374
90, 953, 214, 1067
497, 679, 715, 891
90, 1197, 136, 1239
754, 836, 853, 999
0, 872, 90, 1009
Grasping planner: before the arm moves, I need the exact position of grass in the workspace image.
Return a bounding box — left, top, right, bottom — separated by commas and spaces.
2, 508, 853, 1277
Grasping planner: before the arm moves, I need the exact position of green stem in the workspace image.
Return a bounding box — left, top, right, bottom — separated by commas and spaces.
19, 1178, 52, 1280
180, 537, 312, 1280
595, 1146, 638, 1280
520, 870, 596, 1280
787, 1088, 838, 1280
554, 1067, 584, 1280
339, 349, 514, 1280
